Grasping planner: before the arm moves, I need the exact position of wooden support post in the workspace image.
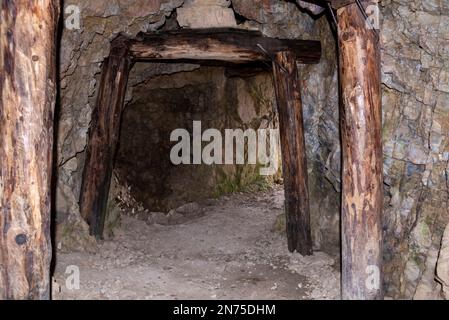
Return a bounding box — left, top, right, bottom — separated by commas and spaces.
0, 1, 59, 299
272, 51, 313, 256
79, 46, 131, 237
337, 3, 383, 299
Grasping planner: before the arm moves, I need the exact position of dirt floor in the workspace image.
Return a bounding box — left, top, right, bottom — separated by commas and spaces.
52, 187, 340, 300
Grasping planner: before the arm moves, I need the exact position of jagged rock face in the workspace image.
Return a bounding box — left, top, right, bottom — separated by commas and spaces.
56, 0, 449, 298
231, 0, 341, 254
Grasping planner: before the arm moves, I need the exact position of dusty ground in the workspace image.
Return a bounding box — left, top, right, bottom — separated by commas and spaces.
52, 187, 340, 300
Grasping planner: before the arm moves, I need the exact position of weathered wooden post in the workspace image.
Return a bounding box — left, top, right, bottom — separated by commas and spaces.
272, 51, 313, 256
0, 1, 59, 299
337, 2, 383, 299
79, 42, 131, 237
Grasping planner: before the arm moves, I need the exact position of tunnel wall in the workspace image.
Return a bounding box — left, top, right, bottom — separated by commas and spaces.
53, 0, 449, 299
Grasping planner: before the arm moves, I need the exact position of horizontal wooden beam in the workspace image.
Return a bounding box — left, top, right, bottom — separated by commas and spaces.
117, 28, 321, 65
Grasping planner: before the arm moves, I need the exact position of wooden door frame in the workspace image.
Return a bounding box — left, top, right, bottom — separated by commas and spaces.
79, 28, 320, 256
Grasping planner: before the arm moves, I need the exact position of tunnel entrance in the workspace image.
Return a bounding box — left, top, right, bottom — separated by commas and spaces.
112, 65, 280, 216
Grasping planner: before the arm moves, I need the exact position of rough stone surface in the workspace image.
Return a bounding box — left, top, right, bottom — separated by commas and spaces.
436, 223, 449, 299
112, 66, 280, 214
296, 0, 326, 15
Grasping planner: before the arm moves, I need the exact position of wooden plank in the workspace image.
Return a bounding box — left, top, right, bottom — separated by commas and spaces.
337, 3, 383, 300
127, 28, 321, 64
272, 51, 313, 256
0, 0, 59, 299
79, 48, 131, 237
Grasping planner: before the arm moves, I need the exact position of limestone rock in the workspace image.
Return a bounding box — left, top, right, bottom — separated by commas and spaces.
436, 224, 449, 299
272, 213, 286, 234
56, 212, 98, 254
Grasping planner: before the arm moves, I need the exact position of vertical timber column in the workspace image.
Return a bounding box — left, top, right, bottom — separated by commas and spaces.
79, 48, 131, 237
337, 3, 383, 300
272, 51, 313, 256
0, 1, 59, 299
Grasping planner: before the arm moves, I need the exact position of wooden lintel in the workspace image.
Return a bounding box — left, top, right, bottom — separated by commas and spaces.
118, 28, 321, 65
